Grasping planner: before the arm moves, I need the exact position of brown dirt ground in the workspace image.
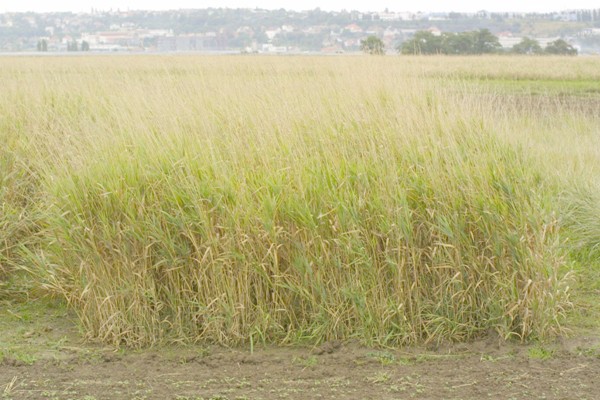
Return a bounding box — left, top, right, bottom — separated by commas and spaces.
3, 335, 600, 399
2, 299, 600, 400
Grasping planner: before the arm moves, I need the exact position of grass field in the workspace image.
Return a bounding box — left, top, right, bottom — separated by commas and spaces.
1, 55, 599, 352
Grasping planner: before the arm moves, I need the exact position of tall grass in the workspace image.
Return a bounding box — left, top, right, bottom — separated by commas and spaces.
2, 55, 595, 347
0, 116, 39, 294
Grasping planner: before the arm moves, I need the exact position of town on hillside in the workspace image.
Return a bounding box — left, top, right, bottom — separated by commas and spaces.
1, 8, 600, 54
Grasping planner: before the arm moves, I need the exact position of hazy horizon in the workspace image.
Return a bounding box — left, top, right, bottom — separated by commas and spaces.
2, 0, 599, 14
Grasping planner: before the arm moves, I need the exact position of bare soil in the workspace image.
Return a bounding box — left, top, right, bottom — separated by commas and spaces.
2, 299, 600, 400
3, 336, 600, 399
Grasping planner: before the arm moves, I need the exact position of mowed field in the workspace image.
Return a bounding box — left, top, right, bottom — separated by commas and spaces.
1, 55, 600, 399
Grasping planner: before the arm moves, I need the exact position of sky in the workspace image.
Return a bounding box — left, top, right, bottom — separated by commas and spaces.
1, 0, 598, 14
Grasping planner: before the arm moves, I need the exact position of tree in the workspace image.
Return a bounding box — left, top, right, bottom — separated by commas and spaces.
67, 41, 79, 51
360, 35, 385, 55
544, 39, 577, 55
471, 29, 502, 54
400, 29, 501, 55
36, 39, 48, 52
81, 41, 90, 51
512, 37, 542, 54
399, 31, 443, 55
442, 32, 474, 54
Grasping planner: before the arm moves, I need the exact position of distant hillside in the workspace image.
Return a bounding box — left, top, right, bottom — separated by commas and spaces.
1, 8, 599, 53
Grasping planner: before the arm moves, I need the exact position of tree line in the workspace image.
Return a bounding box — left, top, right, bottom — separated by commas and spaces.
361, 29, 578, 55
36, 39, 90, 51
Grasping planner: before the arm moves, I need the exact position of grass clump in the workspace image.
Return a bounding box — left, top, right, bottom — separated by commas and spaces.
562, 185, 600, 262
0, 128, 40, 298
37, 113, 567, 346
528, 345, 554, 360
0, 56, 581, 347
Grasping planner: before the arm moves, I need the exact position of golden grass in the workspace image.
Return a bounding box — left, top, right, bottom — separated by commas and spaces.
2, 55, 599, 347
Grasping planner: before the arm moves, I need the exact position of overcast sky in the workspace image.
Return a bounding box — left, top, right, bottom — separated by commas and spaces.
2, 1, 597, 14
